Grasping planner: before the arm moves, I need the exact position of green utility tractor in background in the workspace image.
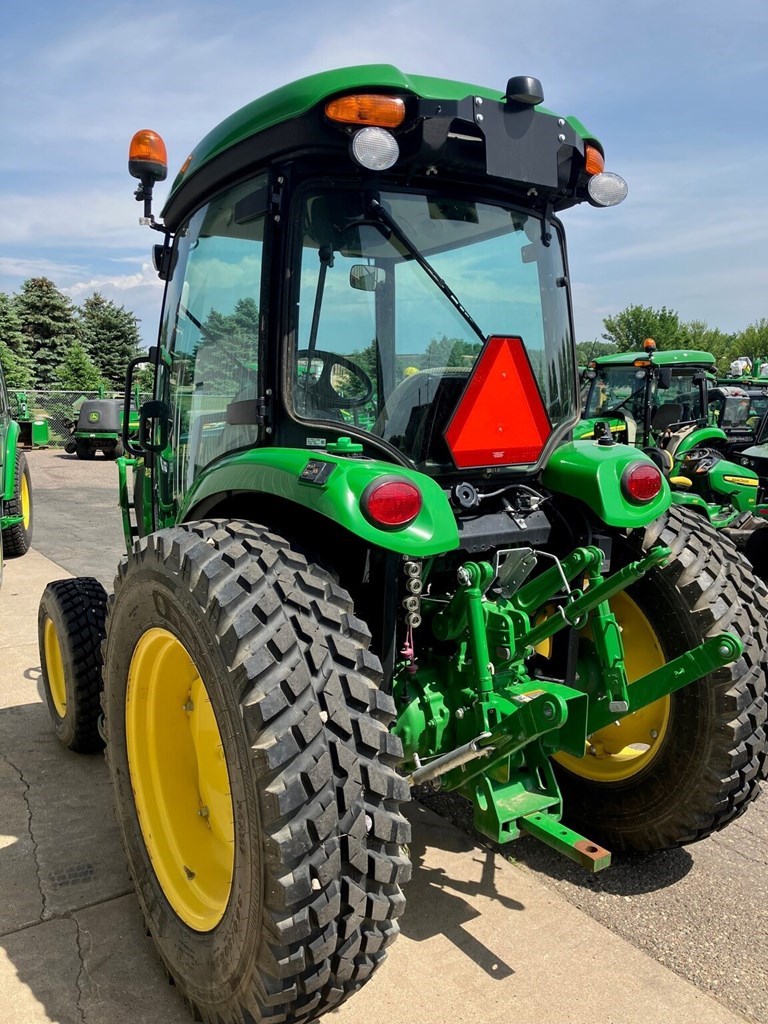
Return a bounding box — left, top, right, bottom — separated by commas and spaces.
37, 67, 767, 1024
1, 360, 34, 574
580, 344, 764, 532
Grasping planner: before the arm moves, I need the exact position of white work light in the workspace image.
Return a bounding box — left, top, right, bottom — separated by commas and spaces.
351, 127, 400, 171
587, 171, 629, 207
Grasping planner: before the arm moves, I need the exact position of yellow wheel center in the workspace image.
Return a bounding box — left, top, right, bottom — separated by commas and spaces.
126, 628, 234, 931
21, 473, 31, 530
44, 618, 67, 718
554, 591, 670, 782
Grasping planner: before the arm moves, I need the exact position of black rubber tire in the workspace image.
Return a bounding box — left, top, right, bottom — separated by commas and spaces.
102, 520, 411, 1024
556, 504, 768, 852
75, 440, 95, 460
64, 439, 76, 455
38, 577, 108, 752
2, 449, 33, 556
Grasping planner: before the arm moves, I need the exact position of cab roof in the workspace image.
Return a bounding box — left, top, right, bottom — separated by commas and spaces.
162, 63, 594, 211
591, 350, 716, 368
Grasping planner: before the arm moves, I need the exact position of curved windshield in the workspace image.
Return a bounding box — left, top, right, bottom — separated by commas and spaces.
289, 187, 577, 470
585, 366, 706, 425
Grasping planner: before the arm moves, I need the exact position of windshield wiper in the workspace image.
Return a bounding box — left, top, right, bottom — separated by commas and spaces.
367, 198, 486, 345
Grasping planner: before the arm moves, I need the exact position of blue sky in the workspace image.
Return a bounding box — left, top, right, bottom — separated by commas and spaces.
1, 0, 766, 347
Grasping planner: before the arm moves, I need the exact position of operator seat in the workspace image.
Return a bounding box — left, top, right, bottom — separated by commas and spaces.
374, 367, 470, 463
651, 403, 683, 432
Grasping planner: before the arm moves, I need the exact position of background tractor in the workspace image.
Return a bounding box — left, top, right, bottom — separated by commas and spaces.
580, 343, 763, 531
0, 358, 34, 574
38, 66, 767, 1024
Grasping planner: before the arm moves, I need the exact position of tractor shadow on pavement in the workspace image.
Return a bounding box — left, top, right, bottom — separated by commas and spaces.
416, 790, 694, 897
400, 802, 523, 979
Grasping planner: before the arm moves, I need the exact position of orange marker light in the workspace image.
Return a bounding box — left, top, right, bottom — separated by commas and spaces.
643, 337, 657, 351
129, 129, 168, 182
325, 95, 406, 128
584, 144, 605, 175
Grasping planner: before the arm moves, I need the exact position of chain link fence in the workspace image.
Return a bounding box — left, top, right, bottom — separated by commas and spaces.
14, 390, 151, 448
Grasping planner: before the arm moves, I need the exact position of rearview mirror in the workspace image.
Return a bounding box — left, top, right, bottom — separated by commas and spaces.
658, 367, 673, 389
350, 265, 385, 292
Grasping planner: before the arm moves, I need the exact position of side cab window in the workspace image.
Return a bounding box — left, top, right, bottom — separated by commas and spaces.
157, 175, 268, 508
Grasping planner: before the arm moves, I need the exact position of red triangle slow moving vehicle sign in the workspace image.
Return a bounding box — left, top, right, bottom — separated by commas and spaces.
444, 336, 552, 468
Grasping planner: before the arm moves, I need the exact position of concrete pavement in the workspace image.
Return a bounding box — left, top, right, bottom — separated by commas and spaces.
0, 548, 752, 1024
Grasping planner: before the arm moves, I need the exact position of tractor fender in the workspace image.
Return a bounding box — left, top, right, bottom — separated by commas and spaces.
541, 440, 671, 528
3, 420, 20, 501
178, 447, 460, 556
674, 426, 727, 457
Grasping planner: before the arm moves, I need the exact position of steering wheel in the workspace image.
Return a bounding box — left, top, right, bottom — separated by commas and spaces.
296, 349, 374, 409
681, 447, 720, 472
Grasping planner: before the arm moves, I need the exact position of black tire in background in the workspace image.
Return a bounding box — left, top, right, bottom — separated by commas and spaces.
75, 440, 95, 460
556, 504, 768, 852
2, 449, 33, 556
102, 519, 410, 1024
38, 577, 108, 752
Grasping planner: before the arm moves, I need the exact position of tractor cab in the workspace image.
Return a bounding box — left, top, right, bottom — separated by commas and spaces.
580, 344, 715, 454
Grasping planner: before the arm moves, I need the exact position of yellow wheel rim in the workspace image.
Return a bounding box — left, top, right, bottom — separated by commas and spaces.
126, 628, 234, 931
555, 591, 671, 782
44, 618, 67, 718
21, 473, 31, 530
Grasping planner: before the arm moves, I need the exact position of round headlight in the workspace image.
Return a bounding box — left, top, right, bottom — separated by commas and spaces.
587, 171, 629, 207
351, 127, 399, 171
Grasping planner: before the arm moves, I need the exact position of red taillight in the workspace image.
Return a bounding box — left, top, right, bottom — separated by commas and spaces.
362, 478, 422, 529
622, 462, 663, 503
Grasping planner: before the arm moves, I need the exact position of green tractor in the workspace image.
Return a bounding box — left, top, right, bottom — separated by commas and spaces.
37, 66, 767, 1024
580, 343, 763, 531
1, 359, 34, 573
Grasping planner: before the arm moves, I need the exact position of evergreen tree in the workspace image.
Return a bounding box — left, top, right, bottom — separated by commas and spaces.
0, 293, 34, 387
52, 340, 106, 391
77, 292, 142, 389
13, 277, 78, 387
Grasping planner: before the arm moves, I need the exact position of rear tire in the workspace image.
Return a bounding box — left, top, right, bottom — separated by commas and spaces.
556, 505, 768, 852
75, 440, 95, 460
102, 519, 410, 1024
2, 450, 33, 556
38, 578, 108, 752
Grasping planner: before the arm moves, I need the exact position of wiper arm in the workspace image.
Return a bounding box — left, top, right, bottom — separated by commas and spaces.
367, 198, 486, 345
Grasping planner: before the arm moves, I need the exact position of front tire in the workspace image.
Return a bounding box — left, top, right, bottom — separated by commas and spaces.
102, 520, 410, 1024
556, 505, 768, 852
2, 450, 33, 556
38, 578, 108, 752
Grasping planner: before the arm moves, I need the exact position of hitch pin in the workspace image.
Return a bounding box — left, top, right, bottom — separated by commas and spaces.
406, 732, 494, 787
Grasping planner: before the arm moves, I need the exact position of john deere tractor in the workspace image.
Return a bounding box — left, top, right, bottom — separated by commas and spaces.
1, 359, 34, 574
580, 344, 762, 530
37, 67, 767, 1024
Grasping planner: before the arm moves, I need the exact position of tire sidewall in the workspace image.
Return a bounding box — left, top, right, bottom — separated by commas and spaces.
38, 593, 78, 749
104, 563, 262, 1002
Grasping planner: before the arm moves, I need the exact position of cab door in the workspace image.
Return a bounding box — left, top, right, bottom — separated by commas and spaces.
148, 174, 269, 525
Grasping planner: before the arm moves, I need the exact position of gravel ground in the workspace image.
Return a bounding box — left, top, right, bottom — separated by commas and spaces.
21, 446, 768, 1023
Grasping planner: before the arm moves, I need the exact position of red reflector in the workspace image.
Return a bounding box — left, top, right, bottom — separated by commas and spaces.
622, 462, 663, 503
444, 336, 552, 468
362, 478, 422, 529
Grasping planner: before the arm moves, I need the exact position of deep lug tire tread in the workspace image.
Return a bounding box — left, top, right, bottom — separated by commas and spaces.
2, 449, 33, 556
559, 504, 768, 852
102, 519, 410, 1024
38, 577, 108, 752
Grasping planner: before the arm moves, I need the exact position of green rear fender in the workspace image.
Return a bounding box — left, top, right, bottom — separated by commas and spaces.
541, 440, 670, 527
3, 420, 20, 501
179, 448, 460, 556
674, 426, 727, 457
